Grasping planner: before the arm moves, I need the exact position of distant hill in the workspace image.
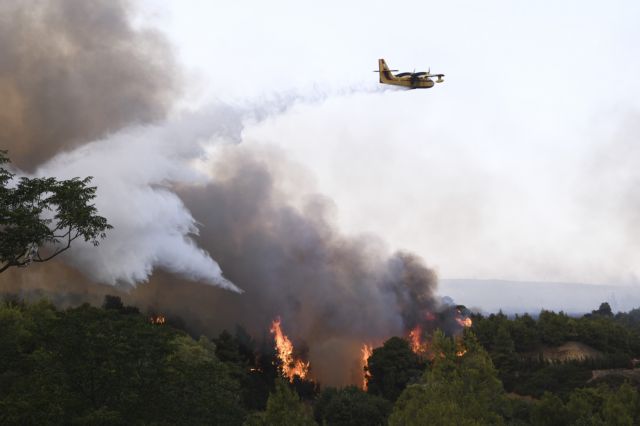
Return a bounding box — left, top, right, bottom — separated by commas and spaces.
439, 279, 640, 315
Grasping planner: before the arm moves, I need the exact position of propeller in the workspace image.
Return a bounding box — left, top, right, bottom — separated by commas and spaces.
410, 68, 430, 81
410, 69, 419, 84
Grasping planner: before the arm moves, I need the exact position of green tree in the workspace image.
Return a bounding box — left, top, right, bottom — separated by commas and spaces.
214, 329, 274, 411
564, 383, 640, 426
314, 386, 391, 426
388, 331, 505, 426
575, 314, 638, 354
0, 300, 72, 425
510, 313, 540, 352
471, 311, 508, 352
593, 302, 613, 317
566, 386, 607, 425
47, 304, 175, 423
491, 324, 520, 390
538, 310, 570, 346
0, 151, 111, 272
530, 392, 570, 426
366, 337, 424, 401
162, 335, 246, 425
0, 300, 249, 425
602, 383, 640, 426
244, 379, 316, 426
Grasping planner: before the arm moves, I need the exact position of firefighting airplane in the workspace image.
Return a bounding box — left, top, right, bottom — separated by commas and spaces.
374, 58, 445, 89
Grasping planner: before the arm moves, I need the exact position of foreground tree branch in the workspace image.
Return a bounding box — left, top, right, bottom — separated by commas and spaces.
0, 150, 112, 273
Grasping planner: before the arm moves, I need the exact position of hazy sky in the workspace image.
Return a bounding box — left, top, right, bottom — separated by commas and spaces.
138, 1, 640, 286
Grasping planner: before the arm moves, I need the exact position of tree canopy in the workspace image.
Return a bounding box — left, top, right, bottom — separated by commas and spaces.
365, 336, 424, 402
0, 151, 111, 272
244, 379, 317, 426
0, 297, 246, 425
3, 296, 640, 425
389, 331, 506, 426
314, 386, 391, 426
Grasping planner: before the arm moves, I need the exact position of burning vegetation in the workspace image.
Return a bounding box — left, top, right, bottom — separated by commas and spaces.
264, 301, 474, 389
401, 306, 473, 360
265, 302, 475, 388
5, 295, 640, 425
270, 318, 310, 382
456, 309, 473, 328
361, 344, 373, 390
4, 0, 640, 423
149, 315, 166, 325
409, 325, 426, 355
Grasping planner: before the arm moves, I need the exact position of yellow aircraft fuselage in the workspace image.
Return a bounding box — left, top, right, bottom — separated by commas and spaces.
377, 59, 443, 89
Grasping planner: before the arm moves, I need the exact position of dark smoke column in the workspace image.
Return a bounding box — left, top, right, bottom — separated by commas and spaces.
154, 144, 443, 386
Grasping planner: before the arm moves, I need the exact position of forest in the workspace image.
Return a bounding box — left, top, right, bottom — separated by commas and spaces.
2, 296, 640, 425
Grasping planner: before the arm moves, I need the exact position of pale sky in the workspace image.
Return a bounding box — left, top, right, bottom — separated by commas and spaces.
137, 1, 640, 286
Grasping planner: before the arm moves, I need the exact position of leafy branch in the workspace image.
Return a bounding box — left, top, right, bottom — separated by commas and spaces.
0, 150, 112, 273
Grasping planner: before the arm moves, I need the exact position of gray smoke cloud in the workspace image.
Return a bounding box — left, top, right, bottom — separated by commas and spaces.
126, 142, 444, 385
0, 0, 177, 170
3, 109, 446, 384
0, 0, 448, 385
0, 0, 241, 291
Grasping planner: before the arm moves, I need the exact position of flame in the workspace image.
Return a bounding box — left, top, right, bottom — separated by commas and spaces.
455, 336, 468, 357
409, 325, 423, 353
149, 315, 165, 325
361, 344, 373, 390
408, 325, 429, 355
456, 317, 473, 328
270, 318, 309, 382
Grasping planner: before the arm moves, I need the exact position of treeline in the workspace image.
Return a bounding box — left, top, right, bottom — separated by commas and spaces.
472, 303, 640, 398
473, 303, 640, 354
2, 297, 640, 425
0, 297, 246, 425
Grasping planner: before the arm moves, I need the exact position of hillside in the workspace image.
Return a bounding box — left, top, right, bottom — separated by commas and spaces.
3, 296, 640, 424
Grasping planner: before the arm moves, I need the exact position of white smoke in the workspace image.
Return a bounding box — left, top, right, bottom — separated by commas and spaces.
23, 87, 376, 293
33, 106, 247, 292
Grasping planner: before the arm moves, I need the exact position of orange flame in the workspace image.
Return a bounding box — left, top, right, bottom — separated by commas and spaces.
270, 318, 309, 382
456, 317, 473, 328
149, 315, 165, 325
361, 344, 373, 390
456, 338, 468, 357
409, 325, 428, 354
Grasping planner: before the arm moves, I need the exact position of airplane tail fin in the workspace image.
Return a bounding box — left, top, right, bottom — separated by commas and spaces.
378, 59, 390, 73
377, 59, 396, 83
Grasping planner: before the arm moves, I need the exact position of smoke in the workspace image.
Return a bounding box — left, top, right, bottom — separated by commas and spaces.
4, 0, 640, 386
0, 0, 450, 385
0, 0, 177, 170
0, 0, 241, 291
4, 104, 447, 384
125, 142, 446, 385
32, 106, 246, 291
